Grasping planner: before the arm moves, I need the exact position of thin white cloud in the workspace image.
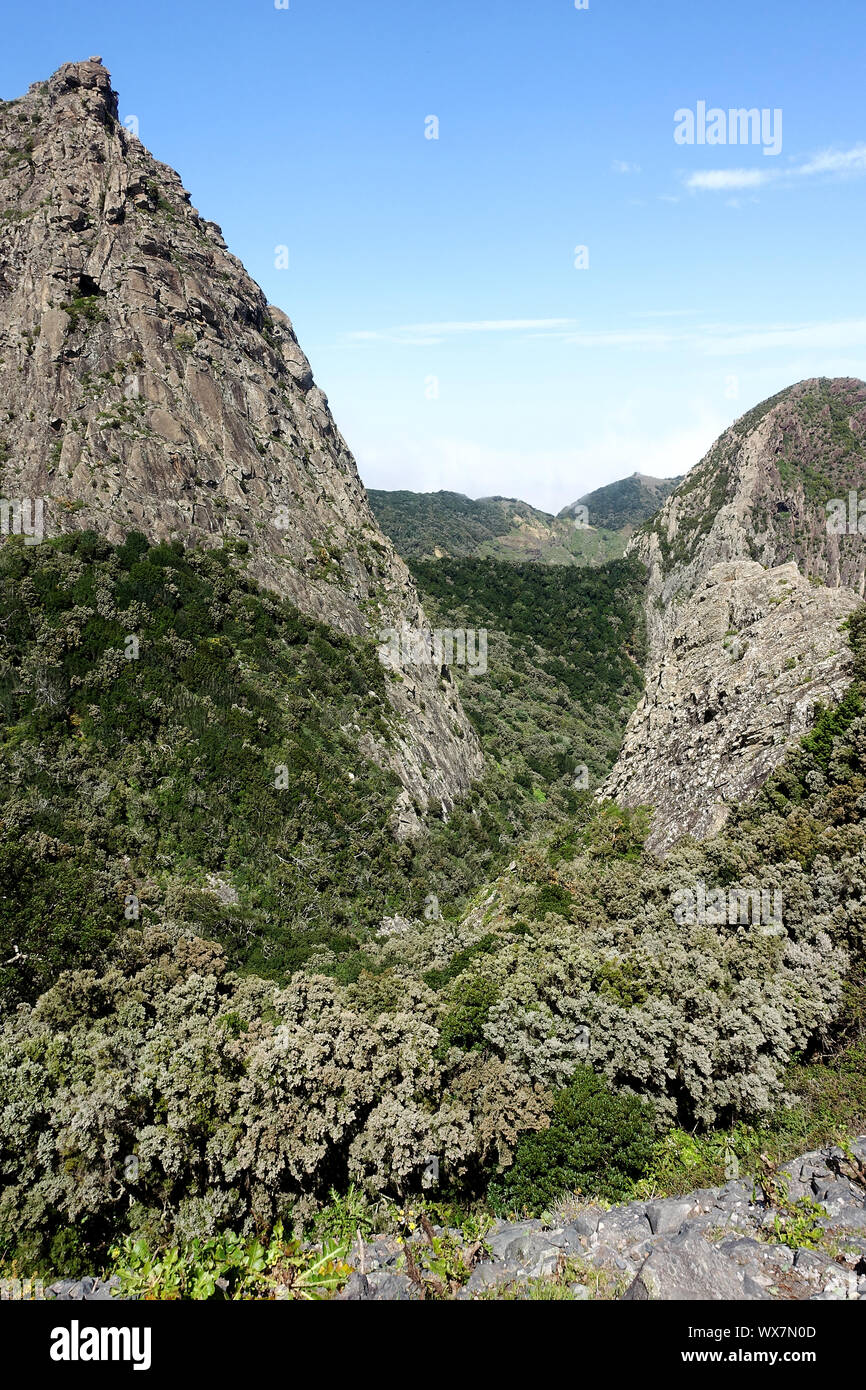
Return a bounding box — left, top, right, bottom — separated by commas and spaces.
686, 168, 773, 191
343, 318, 577, 346
798, 143, 866, 175
398, 317, 577, 336
556, 317, 866, 359
563, 329, 677, 350
685, 143, 866, 193
612, 160, 641, 174
697, 318, 866, 357
343, 315, 866, 362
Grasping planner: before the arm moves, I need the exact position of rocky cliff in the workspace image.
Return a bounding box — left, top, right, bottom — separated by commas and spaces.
603, 379, 865, 852
635, 378, 866, 665
0, 58, 482, 826
603, 558, 860, 851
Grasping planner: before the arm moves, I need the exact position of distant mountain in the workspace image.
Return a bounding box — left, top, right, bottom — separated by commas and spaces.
559, 472, 681, 533
366, 485, 656, 567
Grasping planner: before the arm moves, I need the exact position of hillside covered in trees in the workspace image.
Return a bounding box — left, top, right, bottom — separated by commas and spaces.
2, 527, 864, 1282
0, 533, 647, 1009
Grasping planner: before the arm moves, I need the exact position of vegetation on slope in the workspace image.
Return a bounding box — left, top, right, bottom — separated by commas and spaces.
559, 472, 680, 531
367, 490, 515, 558
1, 584, 864, 1271
0, 529, 412, 1000
367, 488, 625, 565
0, 533, 647, 1008
410, 554, 646, 795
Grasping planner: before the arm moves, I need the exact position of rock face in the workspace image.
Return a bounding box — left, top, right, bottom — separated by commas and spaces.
604, 559, 860, 852
637, 379, 866, 665
603, 380, 865, 853
0, 59, 481, 825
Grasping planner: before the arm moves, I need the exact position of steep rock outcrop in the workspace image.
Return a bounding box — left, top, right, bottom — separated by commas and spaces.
636, 378, 866, 665
0, 59, 482, 824
603, 380, 865, 852
603, 559, 860, 852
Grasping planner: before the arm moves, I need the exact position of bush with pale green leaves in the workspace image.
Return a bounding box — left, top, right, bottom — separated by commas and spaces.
1, 589, 864, 1269
0, 927, 549, 1270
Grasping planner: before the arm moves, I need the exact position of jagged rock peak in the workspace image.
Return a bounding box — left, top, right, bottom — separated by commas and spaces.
0, 59, 482, 825
603, 379, 865, 853
31, 56, 119, 120
632, 376, 866, 660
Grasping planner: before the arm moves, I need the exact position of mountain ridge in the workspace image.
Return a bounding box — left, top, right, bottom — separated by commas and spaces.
559, 471, 681, 531
0, 57, 482, 828
367, 470, 680, 567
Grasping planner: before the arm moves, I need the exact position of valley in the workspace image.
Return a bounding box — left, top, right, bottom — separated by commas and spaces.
0, 57, 865, 1307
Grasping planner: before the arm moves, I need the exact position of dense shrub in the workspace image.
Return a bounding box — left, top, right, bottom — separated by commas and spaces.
436, 976, 499, 1055
488, 1067, 656, 1213
0, 927, 549, 1269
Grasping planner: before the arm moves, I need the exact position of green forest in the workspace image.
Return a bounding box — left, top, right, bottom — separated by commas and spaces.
0, 533, 646, 1007
1, 530, 865, 1280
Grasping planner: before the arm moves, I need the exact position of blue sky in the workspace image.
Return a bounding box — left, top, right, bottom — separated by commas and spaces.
3, 0, 865, 511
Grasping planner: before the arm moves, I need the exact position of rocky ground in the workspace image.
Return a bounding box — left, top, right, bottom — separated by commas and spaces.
336, 1139, 866, 1301
35, 1138, 866, 1302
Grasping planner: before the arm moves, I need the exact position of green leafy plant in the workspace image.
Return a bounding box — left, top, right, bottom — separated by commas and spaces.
309, 1184, 380, 1246
61, 295, 106, 329
768, 1195, 828, 1252
109, 1226, 349, 1300
488, 1066, 657, 1214
397, 1207, 481, 1299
